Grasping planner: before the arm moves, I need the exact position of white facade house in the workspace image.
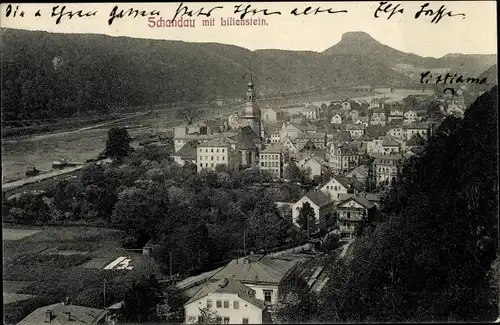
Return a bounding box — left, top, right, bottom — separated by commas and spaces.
197, 139, 240, 173
291, 191, 335, 230
331, 114, 343, 124
319, 175, 351, 201
184, 278, 270, 324
403, 110, 418, 124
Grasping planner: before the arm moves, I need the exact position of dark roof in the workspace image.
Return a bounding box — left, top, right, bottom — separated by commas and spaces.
173, 140, 199, 160
185, 278, 266, 310
337, 194, 376, 210
407, 133, 426, 146
306, 190, 333, 208
240, 125, 262, 143
382, 136, 400, 147
211, 255, 300, 285
365, 125, 390, 138
17, 303, 108, 325
231, 132, 258, 150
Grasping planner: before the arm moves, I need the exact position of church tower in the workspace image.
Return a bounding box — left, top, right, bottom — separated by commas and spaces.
242, 74, 261, 139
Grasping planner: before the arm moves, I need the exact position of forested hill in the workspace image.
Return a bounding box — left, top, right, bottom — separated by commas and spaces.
316, 85, 498, 322
1, 28, 411, 121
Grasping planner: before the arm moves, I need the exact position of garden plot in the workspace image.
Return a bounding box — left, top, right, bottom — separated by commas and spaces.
2, 228, 41, 241
41, 247, 90, 256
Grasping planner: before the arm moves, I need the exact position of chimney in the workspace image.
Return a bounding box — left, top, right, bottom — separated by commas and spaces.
219, 278, 229, 288
45, 310, 52, 323
65, 312, 71, 321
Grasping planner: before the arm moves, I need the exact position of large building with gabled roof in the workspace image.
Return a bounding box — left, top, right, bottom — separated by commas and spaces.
184, 277, 271, 324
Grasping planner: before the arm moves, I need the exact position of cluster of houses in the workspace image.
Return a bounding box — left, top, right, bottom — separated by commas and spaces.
181, 244, 332, 324
171, 78, 446, 240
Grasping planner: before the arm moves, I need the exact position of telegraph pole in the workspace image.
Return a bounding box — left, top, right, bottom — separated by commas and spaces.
169, 252, 173, 278
243, 229, 246, 255
103, 279, 107, 309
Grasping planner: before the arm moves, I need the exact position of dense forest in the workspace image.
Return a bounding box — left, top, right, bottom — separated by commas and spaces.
1, 28, 413, 121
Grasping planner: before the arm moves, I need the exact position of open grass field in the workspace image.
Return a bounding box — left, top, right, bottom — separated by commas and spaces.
3, 226, 162, 323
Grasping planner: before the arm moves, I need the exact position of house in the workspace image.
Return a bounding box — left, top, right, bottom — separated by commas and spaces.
297, 156, 328, 179
339, 101, 351, 111
336, 194, 377, 239
302, 105, 320, 120
330, 113, 343, 124
387, 126, 405, 140
327, 142, 362, 174
366, 138, 384, 155
403, 110, 418, 124
262, 107, 283, 124
17, 301, 111, 325
279, 122, 304, 142
346, 124, 366, 139
381, 136, 401, 155
174, 134, 215, 153
210, 254, 307, 306
370, 109, 386, 126
369, 98, 385, 110
354, 116, 369, 127
197, 138, 241, 173
260, 144, 289, 179
292, 191, 335, 230
403, 124, 429, 140
319, 175, 363, 201
345, 165, 370, 183
184, 278, 271, 324
373, 153, 405, 187
172, 140, 199, 166
281, 136, 299, 154
294, 132, 327, 149
348, 109, 359, 121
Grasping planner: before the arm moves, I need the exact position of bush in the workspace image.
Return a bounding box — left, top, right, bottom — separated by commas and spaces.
322, 233, 340, 251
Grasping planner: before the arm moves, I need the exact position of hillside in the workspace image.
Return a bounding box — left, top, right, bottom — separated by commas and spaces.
1, 28, 410, 121
323, 31, 497, 75
317, 86, 498, 322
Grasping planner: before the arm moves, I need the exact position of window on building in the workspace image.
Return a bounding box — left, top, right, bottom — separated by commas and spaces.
211, 149, 214, 153
216, 149, 219, 153
223, 317, 230, 324
207, 300, 212, 308
233, 301, 239, 309
211, 163, 214, 167
261, 162, 264, 167
216, 300, 222, 308
223, 300, 229, 308
263, 290, 273, 304
211, 156, 214, 161
242, 318, 249, 324
222, 149, 225, 153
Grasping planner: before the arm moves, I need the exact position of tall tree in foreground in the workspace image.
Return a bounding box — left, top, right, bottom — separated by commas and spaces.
104, 127, 132, 160
298, 202, 316, 237
318, 86, 498, 322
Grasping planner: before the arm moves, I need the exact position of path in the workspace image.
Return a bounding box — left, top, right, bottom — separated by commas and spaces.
4, 113, 148, 143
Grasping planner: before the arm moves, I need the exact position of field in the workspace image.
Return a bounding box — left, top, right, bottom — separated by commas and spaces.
2, 226, 162, 324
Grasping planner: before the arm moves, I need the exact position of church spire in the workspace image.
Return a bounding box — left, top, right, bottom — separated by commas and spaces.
246, 73, 255, 102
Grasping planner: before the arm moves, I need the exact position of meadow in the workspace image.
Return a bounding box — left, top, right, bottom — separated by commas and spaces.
2, 226, 161, 324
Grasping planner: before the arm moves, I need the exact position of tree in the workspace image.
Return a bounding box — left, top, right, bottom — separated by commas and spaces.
104, 127, 132, 160
297, 202, 316, 237
317, 87, 499, 323
122, 275, 163, 322
187, 306, 221, 324
177, 106, 200, 125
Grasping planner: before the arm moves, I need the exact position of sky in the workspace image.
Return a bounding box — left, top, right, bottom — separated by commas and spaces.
0, 1, 497, 58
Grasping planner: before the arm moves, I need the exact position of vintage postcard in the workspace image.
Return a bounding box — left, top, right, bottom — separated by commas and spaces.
1, 1, 498, 324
